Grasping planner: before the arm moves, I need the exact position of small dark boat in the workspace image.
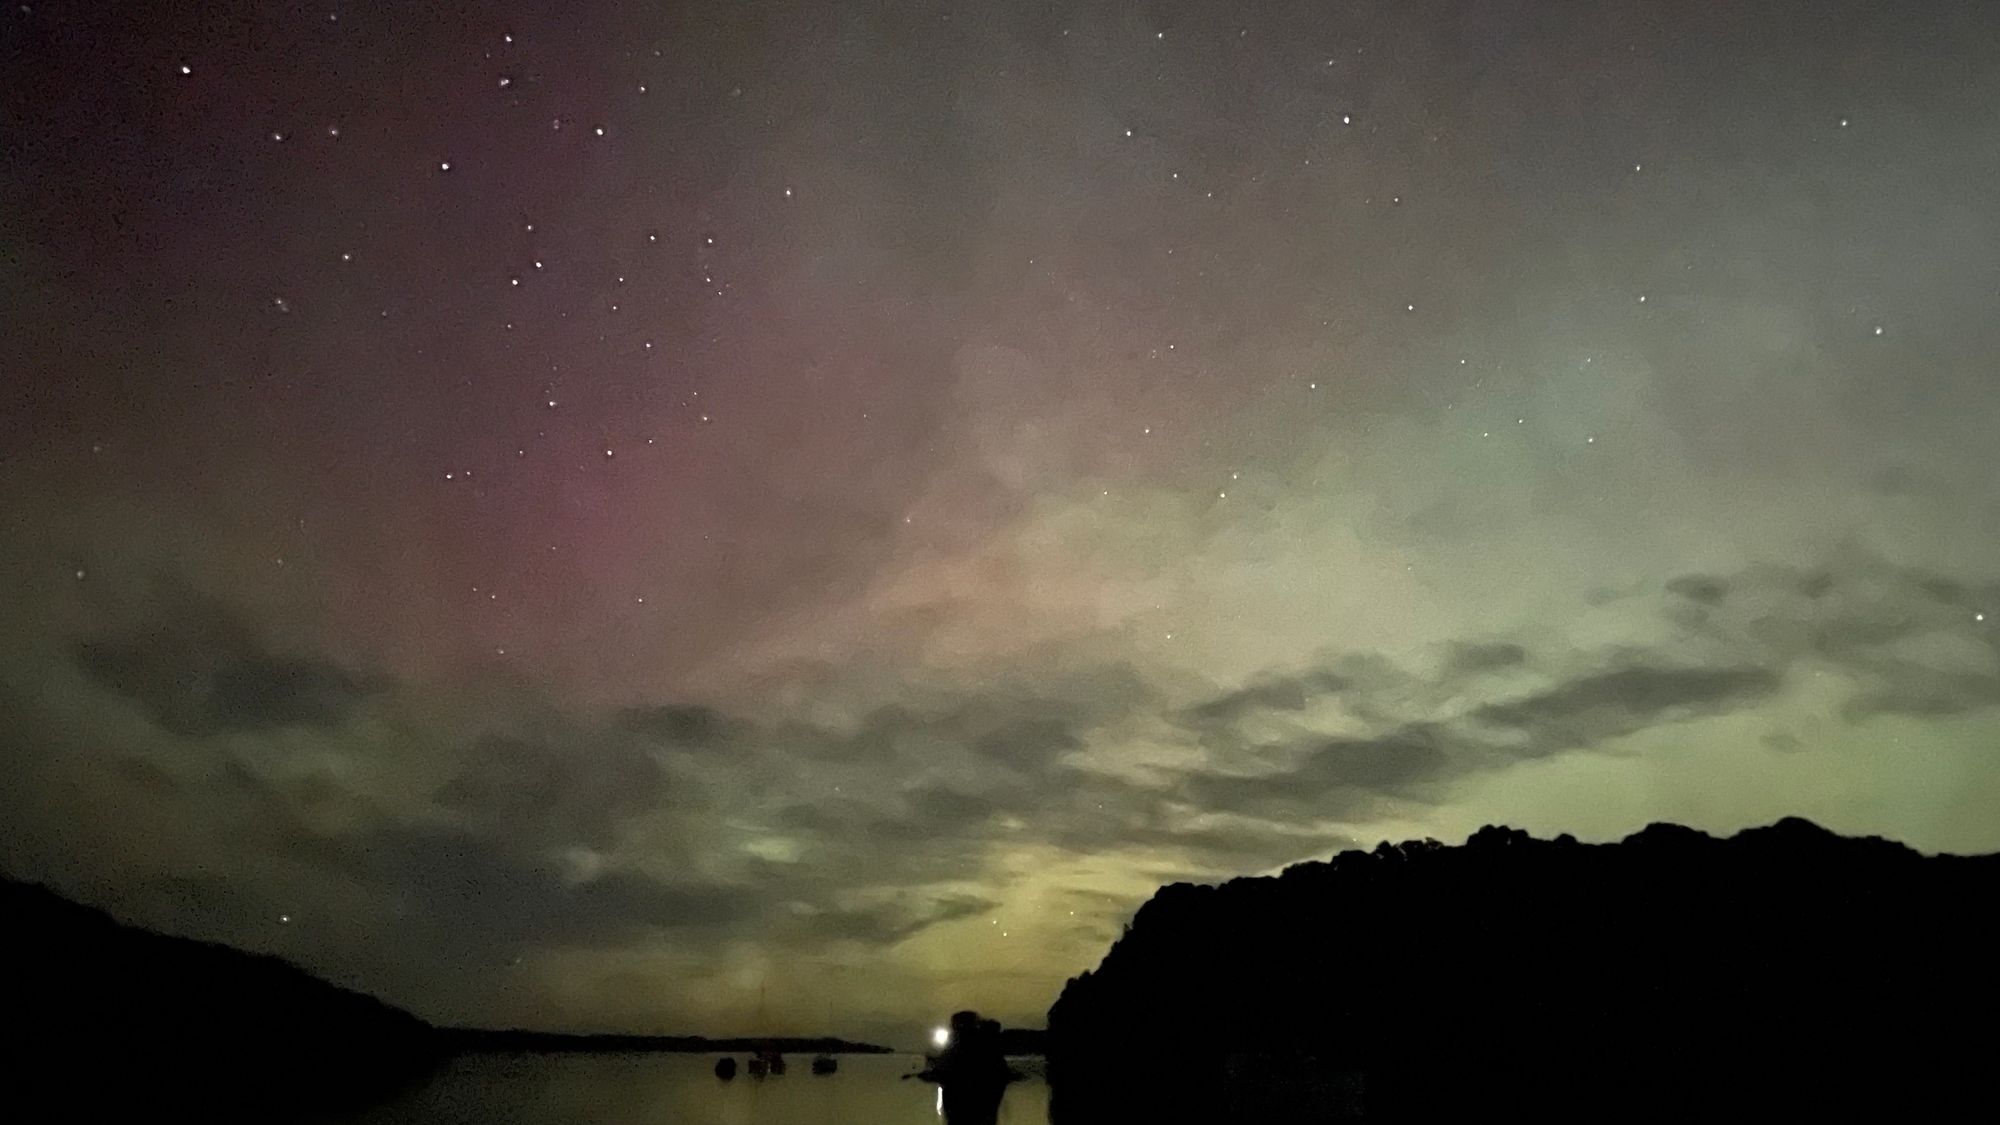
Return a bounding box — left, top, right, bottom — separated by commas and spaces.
811, 1054, 838, 1075
746, 1055, 768, 1078
714, 1057, 737, 1080
756, 1048, 786, 1075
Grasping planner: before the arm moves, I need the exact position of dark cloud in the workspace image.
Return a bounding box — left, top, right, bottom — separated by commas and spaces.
1442, 641, 1531, 674
1183, 724, 1458, 818
433, 733, 668, 848
1165, 639, 1811, 827
1665, 575, 1729, 605
1180, 669, 1348, 726
75, 612, 378, 736
1760, 731, 1804, 753
617, 704, 737, 748
772, 678, 1137, 771
1472, 665, 1782, 749
903, 784, 1006, 824
971, 716, 1084, 769
340, 823, 757, 951
1660, 559, 2000, 724
813, 892, 1000, 946
1839, 668, 2000, 721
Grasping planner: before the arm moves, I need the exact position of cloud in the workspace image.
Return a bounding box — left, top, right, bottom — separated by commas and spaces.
1182, 723, 1458, 819
74, 609, 379, 736
971, 716, 1085, 769
340, 823, 759, 950
1471, 665, 1784, 750
812, 892, 1000, 946
1657, 559, 2000, 723
617, 704, 738, 748
433, 733, 669, 848
780, 673, 1145, 771
20, 548, 1999, 1034
1440, 640, 1531, 675
1665, 574, 1730, 605
1839, 666, 2000, 721
1179, 669, 1349, 726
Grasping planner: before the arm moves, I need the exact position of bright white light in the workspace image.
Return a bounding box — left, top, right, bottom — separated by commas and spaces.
931, 1026, 950, 1049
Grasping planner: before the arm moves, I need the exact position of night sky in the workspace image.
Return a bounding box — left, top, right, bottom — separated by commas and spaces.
4, 0, 1999, 1043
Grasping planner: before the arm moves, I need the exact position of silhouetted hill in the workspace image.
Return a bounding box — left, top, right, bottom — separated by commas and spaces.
440, 1028, 892, 1054
2, 876, 438, 1119
1, 876, 899, 1117
1047, 818, 2000, 1120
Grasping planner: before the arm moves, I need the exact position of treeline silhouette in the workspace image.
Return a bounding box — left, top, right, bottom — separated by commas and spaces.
2, 877, 438, 1119
1047, 818, 2000, 1120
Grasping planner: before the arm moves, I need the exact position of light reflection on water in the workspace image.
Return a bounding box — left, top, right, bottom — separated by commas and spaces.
347, 1052, 1050, 1125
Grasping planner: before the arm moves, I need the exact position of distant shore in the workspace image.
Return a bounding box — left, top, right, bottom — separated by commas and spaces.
440, 1029, 894, 1055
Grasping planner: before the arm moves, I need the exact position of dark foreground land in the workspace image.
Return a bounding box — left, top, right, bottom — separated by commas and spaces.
1048, 817, 2000, 1121
2, 877, 438, 1119
9, 817, 1995, 1122
0, 877, 884, 1120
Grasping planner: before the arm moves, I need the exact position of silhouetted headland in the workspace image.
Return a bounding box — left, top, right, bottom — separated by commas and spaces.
1047, 818, 2000, 1120
2, 876, 887, 1118
3, 876, 439, 1119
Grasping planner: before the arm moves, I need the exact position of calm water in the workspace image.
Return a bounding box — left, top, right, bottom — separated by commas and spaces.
349, 1052, 1051, 1125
